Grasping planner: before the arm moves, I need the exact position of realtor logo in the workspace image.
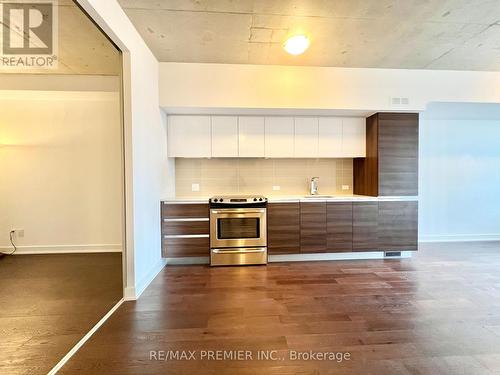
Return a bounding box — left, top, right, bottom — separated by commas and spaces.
0, 0, 58, 68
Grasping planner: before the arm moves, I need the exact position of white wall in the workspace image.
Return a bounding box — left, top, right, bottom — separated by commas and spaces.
0, 74, 120, 92
0, 90, 122, 253
76, 0, 173, 299
159, 63, 500, 112
419, 103, 500, 242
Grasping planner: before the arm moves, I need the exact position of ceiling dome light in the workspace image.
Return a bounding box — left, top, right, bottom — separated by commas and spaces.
284, 35, 310, 55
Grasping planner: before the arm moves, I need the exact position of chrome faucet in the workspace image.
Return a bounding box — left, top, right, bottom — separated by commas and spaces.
310, 177, 319, 195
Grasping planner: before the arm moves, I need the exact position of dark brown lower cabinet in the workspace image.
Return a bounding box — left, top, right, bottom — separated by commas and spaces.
161, 202, 210, 257
162, 220, 209, 236
300, 202, 327, 253
162, 237, 210, 257
327, 202, 353, 252
161, 202, 208, 219
378, 201, 418, 251
267, 203, 300, 254
160, 199, 417, 258
352, 202, 378, 251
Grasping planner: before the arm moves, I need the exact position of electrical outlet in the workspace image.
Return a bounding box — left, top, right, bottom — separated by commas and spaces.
391, 97, 401, 105
390, 96, 410, 106
11, 229, 24, 238
191, 183, 200, 192
272, 185, 281, 191
342, 185, 350, 191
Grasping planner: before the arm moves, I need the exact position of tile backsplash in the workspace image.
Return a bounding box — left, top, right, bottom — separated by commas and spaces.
175, 158, 353, 197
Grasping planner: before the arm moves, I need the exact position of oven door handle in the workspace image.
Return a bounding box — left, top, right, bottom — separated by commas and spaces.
211, 209, 266, 215
212, 248, 266, 254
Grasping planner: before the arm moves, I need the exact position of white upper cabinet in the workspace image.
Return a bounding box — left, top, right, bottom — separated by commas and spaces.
342, 117, 366, 157
168, 115, 211, 157
211, 116, 238, 157
318, 117, 343, 157
294, 117, 319, 158
265, 117, 294, 158
238, 116, 265, 157
167, 115, 366, 158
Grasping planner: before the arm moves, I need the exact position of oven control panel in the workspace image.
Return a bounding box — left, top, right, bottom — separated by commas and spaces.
209, 196, 267, 204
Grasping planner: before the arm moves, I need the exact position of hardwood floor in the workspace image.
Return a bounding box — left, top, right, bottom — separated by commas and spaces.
60, 242, 500, 374
0, 253, 122, 375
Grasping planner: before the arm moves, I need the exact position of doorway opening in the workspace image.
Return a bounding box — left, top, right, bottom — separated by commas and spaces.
0, 1, 125, 373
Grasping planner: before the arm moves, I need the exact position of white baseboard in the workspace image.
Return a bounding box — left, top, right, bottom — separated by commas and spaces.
125, 258, 167, 301
0, 244, 122, 255
123, 286, 137, 301
419, 234, 500, 243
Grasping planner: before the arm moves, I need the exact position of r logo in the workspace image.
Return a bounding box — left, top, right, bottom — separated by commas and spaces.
2, 2, 53, 55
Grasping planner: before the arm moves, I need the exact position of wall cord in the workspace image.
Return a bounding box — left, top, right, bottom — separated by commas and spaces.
1, 231, 17, 256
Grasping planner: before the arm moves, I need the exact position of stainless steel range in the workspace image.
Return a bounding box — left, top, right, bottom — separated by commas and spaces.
209, 195, 268, 266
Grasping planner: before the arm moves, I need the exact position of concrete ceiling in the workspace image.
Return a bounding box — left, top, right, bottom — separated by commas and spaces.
0, 0, 120, 75
117, 0, 500, 71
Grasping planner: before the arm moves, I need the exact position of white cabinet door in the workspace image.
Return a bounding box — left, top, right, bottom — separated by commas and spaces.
238, 116, 265, 157
342, 117, 366, 157
294, 117, 318, 158
265, 117, 294, 158
167, 115, 211, 157
211, 116, 238, 157
318, 117, 342, 157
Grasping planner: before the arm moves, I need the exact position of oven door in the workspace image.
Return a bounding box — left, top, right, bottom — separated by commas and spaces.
210, 208, 267, 248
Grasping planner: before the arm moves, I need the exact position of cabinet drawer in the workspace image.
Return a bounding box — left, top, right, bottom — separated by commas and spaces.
162, 219, 209, 236
327, 202, 353, 252
378, 201, 418, 251
162, 236, 210, 258
300, 202, 327, 253
161, 203, 208, 219
268, 203, 300, 254
352, 202, 378, 251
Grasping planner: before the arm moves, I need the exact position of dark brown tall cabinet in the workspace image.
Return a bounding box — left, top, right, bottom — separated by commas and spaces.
353, 112, 419, 252
354, 113, 419, 197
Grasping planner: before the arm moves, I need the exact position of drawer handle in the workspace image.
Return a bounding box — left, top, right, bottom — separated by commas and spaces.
164, 234, 209, 239
212, 248, 266, 254
163, 218, 209, 222
211, 209, 266, 214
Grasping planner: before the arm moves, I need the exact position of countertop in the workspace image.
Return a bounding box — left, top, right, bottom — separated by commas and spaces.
161, 195, 418, 204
